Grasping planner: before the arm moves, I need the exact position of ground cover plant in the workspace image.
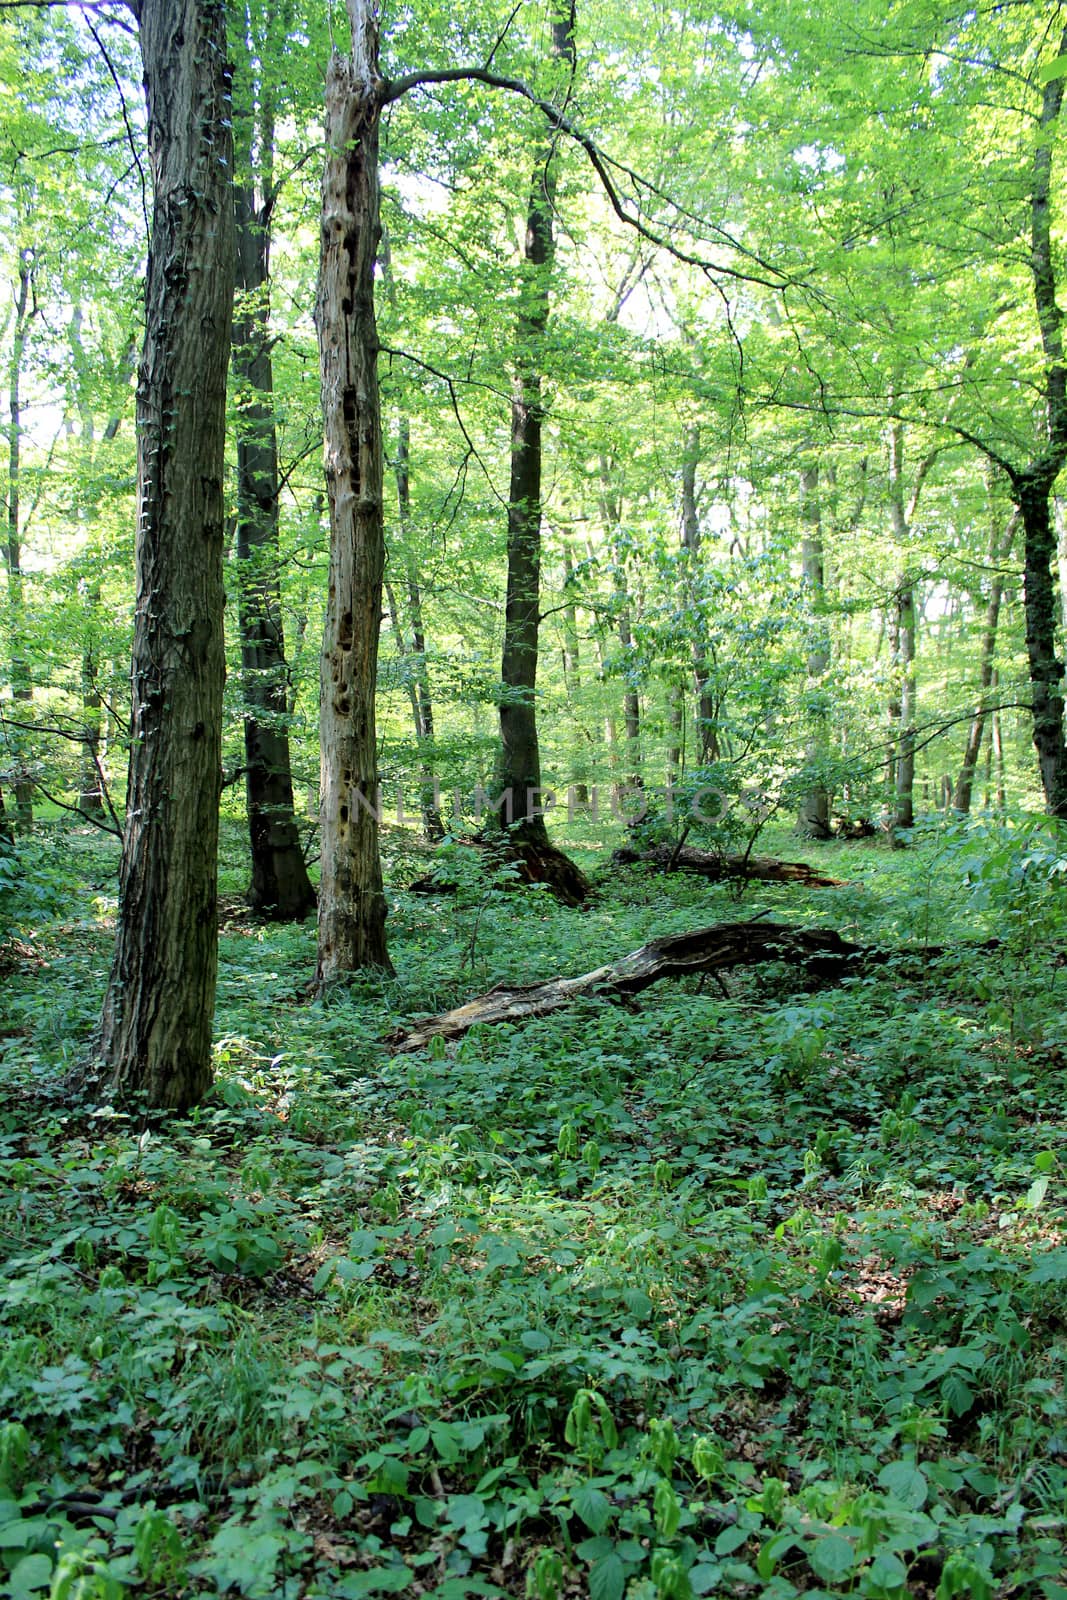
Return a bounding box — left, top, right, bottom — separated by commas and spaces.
1, 815, 1067, 1599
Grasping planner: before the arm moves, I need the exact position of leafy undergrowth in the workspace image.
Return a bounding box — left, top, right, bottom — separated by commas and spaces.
2, 817, 1067, 1599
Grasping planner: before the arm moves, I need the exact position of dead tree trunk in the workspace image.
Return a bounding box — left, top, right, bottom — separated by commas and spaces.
315, 0, 393, 980
392, 920, 874, 1052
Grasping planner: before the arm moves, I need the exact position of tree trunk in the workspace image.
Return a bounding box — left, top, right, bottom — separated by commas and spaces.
379, 228, 442, 841
1011, 42, 1067, 814
599, 465, 642, 797
494, 2, 576, 846
796, 460, 831, 837
954, 507, 1018, 813
95, 0, 235, 1110
615, 568, 642, 793
680, 425, 718, 765
561, 543, 589, 801
885, 419, 932, 837
893, 577, 916, 831
315, 0, 393, 981
1016, 468, 1067, 814
232, 62, 316, 921
5, 243, 35, 829
991, 668, 1006, 812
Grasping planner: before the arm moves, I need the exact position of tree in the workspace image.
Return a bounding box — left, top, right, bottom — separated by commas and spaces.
314, 0, 393, 982
493, 0, 575, 848
232, 8, 316, 921
95, 0, 235, 1109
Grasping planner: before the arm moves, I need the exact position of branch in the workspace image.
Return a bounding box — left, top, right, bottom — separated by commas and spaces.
84, 15, 149, 235
379, 342, 510, 510
379, 67, 795, 294
0, 0, 138, 35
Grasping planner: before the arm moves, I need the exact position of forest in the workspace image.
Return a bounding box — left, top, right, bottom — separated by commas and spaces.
3, 0, 1067, 1595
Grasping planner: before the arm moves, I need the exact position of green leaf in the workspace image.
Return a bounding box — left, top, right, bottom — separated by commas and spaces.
1025, 1176, 1049, 1209
715, 1525, 750, 1556
869, 1550, 908, 1587
1039, 56, 1067, 82
588, 1551, 625, 1600
878, 1461, 928, 1509
689, 1564, 723, 1596
620, 1287, 653, 1319
573, 1485, 612, 1533
0, 1519, 48, 1550
807, 1533, 856, 1583
336, 1569, 416, 1597
7, 1553, 53, 1597
942, 1373, 974, 1417
1028, 1249, 1067, 1284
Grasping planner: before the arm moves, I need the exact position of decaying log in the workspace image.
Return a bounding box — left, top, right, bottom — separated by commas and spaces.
391, 919, 871, 1052
613, 843, 844, 887
410, 835, 589, 906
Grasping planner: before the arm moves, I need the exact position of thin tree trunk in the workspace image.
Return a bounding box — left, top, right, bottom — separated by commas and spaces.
232, 55, 316, 920
315, 0, 393, 980
494, 1, 576, 845
680, 425, 718, 766
886, 420, 936, 837
561, 543, 588, 801
954, 507, 1018, 813
991, 668, 1006, 811
379, 227, 441, 840
96, 0, 235, 1110
598, 464, 642, 796
885, 597, 901, 815
797, 460, 831, 837
5, 244, 35, 828
893, 577, 916, 831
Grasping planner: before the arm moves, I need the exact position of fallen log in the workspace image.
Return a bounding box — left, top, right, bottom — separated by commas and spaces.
410, 835, 589, 907
613, 843, 844, 887
390, 919, 873, 1052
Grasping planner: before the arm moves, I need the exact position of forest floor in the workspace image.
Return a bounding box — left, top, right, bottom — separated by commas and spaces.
2, 814, 1067, 1600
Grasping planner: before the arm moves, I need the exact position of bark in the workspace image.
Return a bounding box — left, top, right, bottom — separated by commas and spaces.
232, 62, 316, 921
954, 507, 1018, 813
614, 842, 843, 887
494, 2, 576, 847
1016, 468, 1067, 813
315, 0, 393, 980
1010, 39, 1067, 815
796, 461, 831, 838
1056, 495, 1067, 635
95, 0, 235, 1110
391, 920, 888, 1053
